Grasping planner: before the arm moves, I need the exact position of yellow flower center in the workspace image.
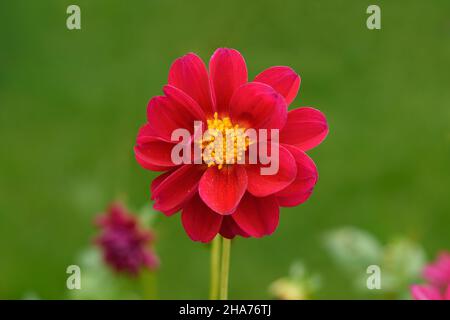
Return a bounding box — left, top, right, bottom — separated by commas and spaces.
198, 112, 249, 169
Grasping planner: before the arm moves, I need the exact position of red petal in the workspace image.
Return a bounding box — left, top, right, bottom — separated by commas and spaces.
209, 48, 247, 114
181, 194, 223, 243
134, 136, 177, 171
152, 165, 205, 215
254, 66, 300, 105
276, 191, 313, 207
150, 170, 174, 200
275, 144, 318, 207
219, 216, 249, 239
280, 107, 328, 151
199, 165, 247, 215
168, 53, 215, 116
147, 85, 206, 140
229, 82, 287, 130
136, 123, 159, 143
232, 193, 279, 238
246, 144, 297, 197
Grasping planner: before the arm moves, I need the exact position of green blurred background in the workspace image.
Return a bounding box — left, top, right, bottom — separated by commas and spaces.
1, 0, 449, 299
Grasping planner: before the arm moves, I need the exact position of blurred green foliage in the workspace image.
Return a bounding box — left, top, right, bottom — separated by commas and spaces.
1, 0, 450, 299
68, 248, 142, 300
324, 227, 426, 298
269, 261, 321, 299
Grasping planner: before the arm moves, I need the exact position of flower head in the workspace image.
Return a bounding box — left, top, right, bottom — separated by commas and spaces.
95, 202, 159, 275
135, 48, 328, 242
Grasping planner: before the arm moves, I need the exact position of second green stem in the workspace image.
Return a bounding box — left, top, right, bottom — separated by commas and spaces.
210, 236, 221, 300
219, 237, 231, 300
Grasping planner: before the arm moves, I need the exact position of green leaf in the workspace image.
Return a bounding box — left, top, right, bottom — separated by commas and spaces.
323, 227, 383, 272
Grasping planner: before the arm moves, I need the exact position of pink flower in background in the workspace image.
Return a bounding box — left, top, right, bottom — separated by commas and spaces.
423, 251, 450, 288
95, 202, 159, 275
411, 250, 450, 300
135, 48, 328, 242
411, 284, 450, 300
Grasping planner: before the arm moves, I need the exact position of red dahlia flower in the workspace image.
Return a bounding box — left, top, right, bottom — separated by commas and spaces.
135, 48, 328, 243
95, 202, 159, 275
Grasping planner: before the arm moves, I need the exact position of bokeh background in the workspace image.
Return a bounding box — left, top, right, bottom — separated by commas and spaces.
1, 0, 449, 299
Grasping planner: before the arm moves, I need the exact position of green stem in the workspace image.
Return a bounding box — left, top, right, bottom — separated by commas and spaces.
141, 270, 157, 300
209, 236, 221, 300
219, 237, 231, 300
